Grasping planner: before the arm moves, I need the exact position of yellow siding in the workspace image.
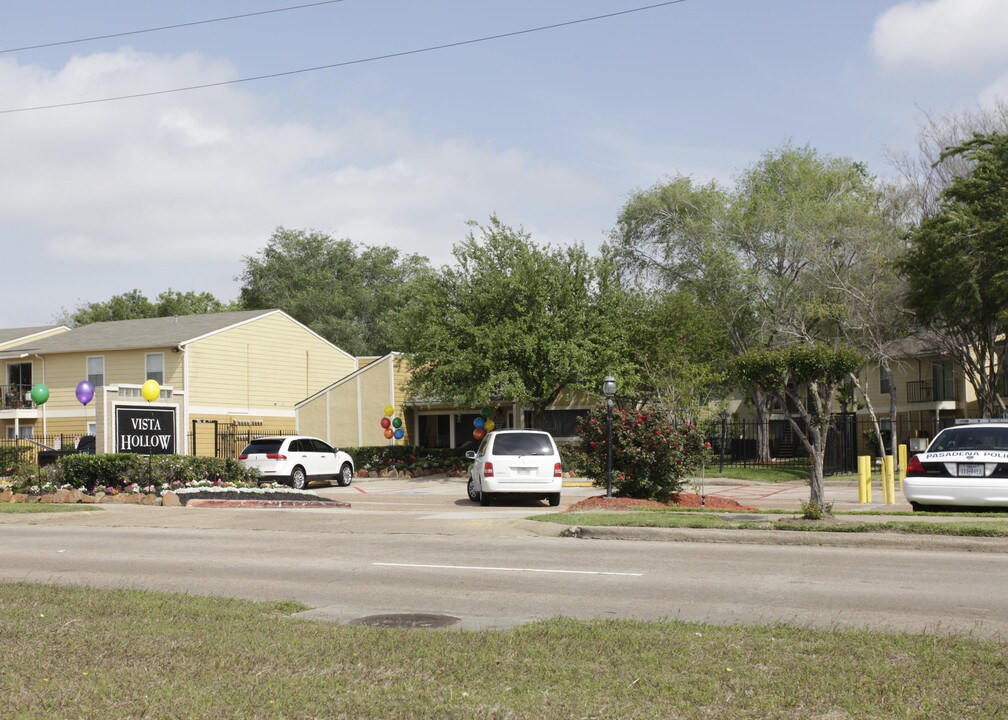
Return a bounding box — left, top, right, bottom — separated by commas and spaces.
186, 312, 354, 413
297, 397, 327, 440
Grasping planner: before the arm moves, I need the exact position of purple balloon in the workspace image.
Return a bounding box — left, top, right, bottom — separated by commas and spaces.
75, 380, 95, 406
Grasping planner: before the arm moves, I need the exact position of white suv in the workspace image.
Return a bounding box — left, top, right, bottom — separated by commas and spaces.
239, 436, 355, 490
465, 429, 563, 507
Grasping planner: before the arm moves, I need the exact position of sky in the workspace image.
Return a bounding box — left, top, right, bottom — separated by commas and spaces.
2, 0, 1007, 328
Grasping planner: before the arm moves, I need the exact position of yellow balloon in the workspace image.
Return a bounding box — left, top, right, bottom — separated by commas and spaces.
484, 420, 495, 432
384, 404, 395, 417
141, 379, 161, 402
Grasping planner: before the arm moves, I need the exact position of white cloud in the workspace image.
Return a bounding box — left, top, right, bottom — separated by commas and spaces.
871, 0, 1008, 73
0, 49, 613, 326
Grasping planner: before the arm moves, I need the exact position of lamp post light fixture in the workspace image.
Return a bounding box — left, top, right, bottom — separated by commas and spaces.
602, 374, 617, 498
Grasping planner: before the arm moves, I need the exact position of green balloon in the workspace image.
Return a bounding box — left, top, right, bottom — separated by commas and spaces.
481, 407, 492, 419
30, 383, 50, 405
392, 417, 402, 429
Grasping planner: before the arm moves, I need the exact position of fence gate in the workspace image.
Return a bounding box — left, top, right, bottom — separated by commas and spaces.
188, 422, 295, 459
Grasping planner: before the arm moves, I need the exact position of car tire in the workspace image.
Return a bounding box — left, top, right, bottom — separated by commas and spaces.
337, 463, 354, 487
548, 493, 561, 507
479, 490, 491, 507
467, 476, 480, 503
910, 501, 924, 512
290, 466, 308, 490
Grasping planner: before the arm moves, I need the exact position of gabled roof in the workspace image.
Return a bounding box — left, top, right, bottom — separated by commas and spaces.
0, 325, 68, 347
882, 331, 947, 359
1, 310, 278, 354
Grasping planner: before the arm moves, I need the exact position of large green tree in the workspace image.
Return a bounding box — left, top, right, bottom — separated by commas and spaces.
59, 289, 235, 326
613, 146, 891, 459
900, 132, 1008, 417
403, 216, 635, 424
238, 227, 429, 357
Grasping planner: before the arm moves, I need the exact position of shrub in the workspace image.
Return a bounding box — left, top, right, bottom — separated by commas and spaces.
577, 403, 712, 502
19, 453, 259, 495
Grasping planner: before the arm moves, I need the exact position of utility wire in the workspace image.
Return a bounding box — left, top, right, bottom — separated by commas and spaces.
0, 0, 349, 55
0, 1, 687, 115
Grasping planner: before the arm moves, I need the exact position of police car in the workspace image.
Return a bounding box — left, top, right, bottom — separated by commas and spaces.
904, 420, 1008, 511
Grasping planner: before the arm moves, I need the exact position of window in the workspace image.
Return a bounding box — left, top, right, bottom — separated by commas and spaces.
932, 360, 954, 402
879, 364, 891, 395
87, 356, 104, 387
5, 425, 33, 439
7, 362, 32, 389
146, 353, 164, 384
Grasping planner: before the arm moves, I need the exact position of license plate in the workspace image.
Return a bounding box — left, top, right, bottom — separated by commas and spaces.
514, 467, 535, 477
958, 463, 985, 477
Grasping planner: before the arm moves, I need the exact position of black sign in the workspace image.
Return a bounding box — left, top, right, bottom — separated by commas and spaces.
115, 406, 177, 454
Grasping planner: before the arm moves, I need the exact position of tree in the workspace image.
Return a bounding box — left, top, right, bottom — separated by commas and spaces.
403, 216, 636, 425
237, 227, 429, 356
59, 289, 234, 326
612, 146, 890, 460
733, 345, 864, 509
900, 132, 1008, 417
887, 101, 1008, 221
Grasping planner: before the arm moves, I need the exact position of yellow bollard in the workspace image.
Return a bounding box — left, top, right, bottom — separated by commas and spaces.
897, 444, 907, 491
857, 455, 872, 503
883, 455, 895, 504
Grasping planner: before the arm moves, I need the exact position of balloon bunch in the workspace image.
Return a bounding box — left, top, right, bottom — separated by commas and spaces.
472, 407, 495, 441
380, 404, 404, 440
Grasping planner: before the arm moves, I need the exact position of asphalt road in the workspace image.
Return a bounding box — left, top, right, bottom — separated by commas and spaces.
1, 477, 1005, 637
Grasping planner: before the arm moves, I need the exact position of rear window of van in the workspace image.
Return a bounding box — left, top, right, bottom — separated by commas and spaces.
491, 433, 555, 456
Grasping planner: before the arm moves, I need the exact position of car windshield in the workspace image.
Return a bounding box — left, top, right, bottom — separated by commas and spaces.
929, 427, 1008, 452
240, 439, 284, 455
491, 433, 554, 456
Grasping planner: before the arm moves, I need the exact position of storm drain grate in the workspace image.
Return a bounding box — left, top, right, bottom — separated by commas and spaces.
350, 613, 460, 629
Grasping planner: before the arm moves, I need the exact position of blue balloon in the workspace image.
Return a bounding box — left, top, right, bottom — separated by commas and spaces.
393, 428, 404, 440
474, 417, 485, 429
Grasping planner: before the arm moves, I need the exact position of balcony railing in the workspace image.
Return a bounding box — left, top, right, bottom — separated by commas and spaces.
1, 384, 34, 410
906, 380, 958, 404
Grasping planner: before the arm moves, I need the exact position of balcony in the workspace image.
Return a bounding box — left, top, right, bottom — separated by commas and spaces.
1, 384, 34, 411
906, 380, 958, 404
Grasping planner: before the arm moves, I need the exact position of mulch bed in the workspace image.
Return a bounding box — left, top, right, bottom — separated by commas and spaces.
567, 493, 756, 512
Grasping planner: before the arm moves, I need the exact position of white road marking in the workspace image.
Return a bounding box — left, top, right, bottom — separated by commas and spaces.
374, 562, 642, 577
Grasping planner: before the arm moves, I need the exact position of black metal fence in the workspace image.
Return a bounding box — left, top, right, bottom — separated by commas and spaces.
705, 414, 956, 476
187, 421, 295, 460
0, 434, 88, 468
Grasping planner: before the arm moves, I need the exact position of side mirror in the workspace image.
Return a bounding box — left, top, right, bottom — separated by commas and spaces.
465, 450, 476, 461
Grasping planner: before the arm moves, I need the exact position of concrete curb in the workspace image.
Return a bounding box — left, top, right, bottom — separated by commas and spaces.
521, 521, 1008, 553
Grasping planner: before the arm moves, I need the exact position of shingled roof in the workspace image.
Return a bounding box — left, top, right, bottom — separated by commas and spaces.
0, 325, 67, 346
1, 310, 277, 354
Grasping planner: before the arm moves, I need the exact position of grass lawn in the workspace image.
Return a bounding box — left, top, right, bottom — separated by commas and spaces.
0, 503, 100, 514
2, 582, 1005, 719
707, 465, 811, 483
536, 509, 1008, 537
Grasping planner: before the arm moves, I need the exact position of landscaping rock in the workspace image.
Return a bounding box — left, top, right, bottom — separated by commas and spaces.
40, 493, 56, 504
141, 493, 159, 506
12, 493, 27, 503
80, 494, 95, 504
24, 495, 40, 504
0, 489, 12, 503
53, 489, 75, 504
92, 492, 105, 503
161, 491, 181, 507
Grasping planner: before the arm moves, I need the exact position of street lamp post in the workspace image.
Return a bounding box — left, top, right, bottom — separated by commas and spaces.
603, 375, 617, 498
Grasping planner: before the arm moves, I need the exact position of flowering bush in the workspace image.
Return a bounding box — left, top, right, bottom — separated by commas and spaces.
577, 402, 712, 502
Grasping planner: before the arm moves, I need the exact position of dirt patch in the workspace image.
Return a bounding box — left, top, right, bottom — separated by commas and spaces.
567, 493, 756, 512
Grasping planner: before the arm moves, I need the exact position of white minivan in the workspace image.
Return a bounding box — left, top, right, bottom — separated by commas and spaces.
465, 429, 563, 507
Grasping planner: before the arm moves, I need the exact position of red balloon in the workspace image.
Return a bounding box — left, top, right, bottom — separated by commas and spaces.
473, 428, 485, 441
380, 417, 391, 429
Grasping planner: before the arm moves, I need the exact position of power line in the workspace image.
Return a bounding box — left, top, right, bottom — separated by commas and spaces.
0, 1, 688, 115
0, 0, 350, 55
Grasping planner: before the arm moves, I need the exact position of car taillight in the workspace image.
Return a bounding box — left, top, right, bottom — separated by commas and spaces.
238, 453, 248, 460
554, 462, 562, 478
483, 461, 494, 477
906, 455, 925, 475
266, 453, 286, 460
